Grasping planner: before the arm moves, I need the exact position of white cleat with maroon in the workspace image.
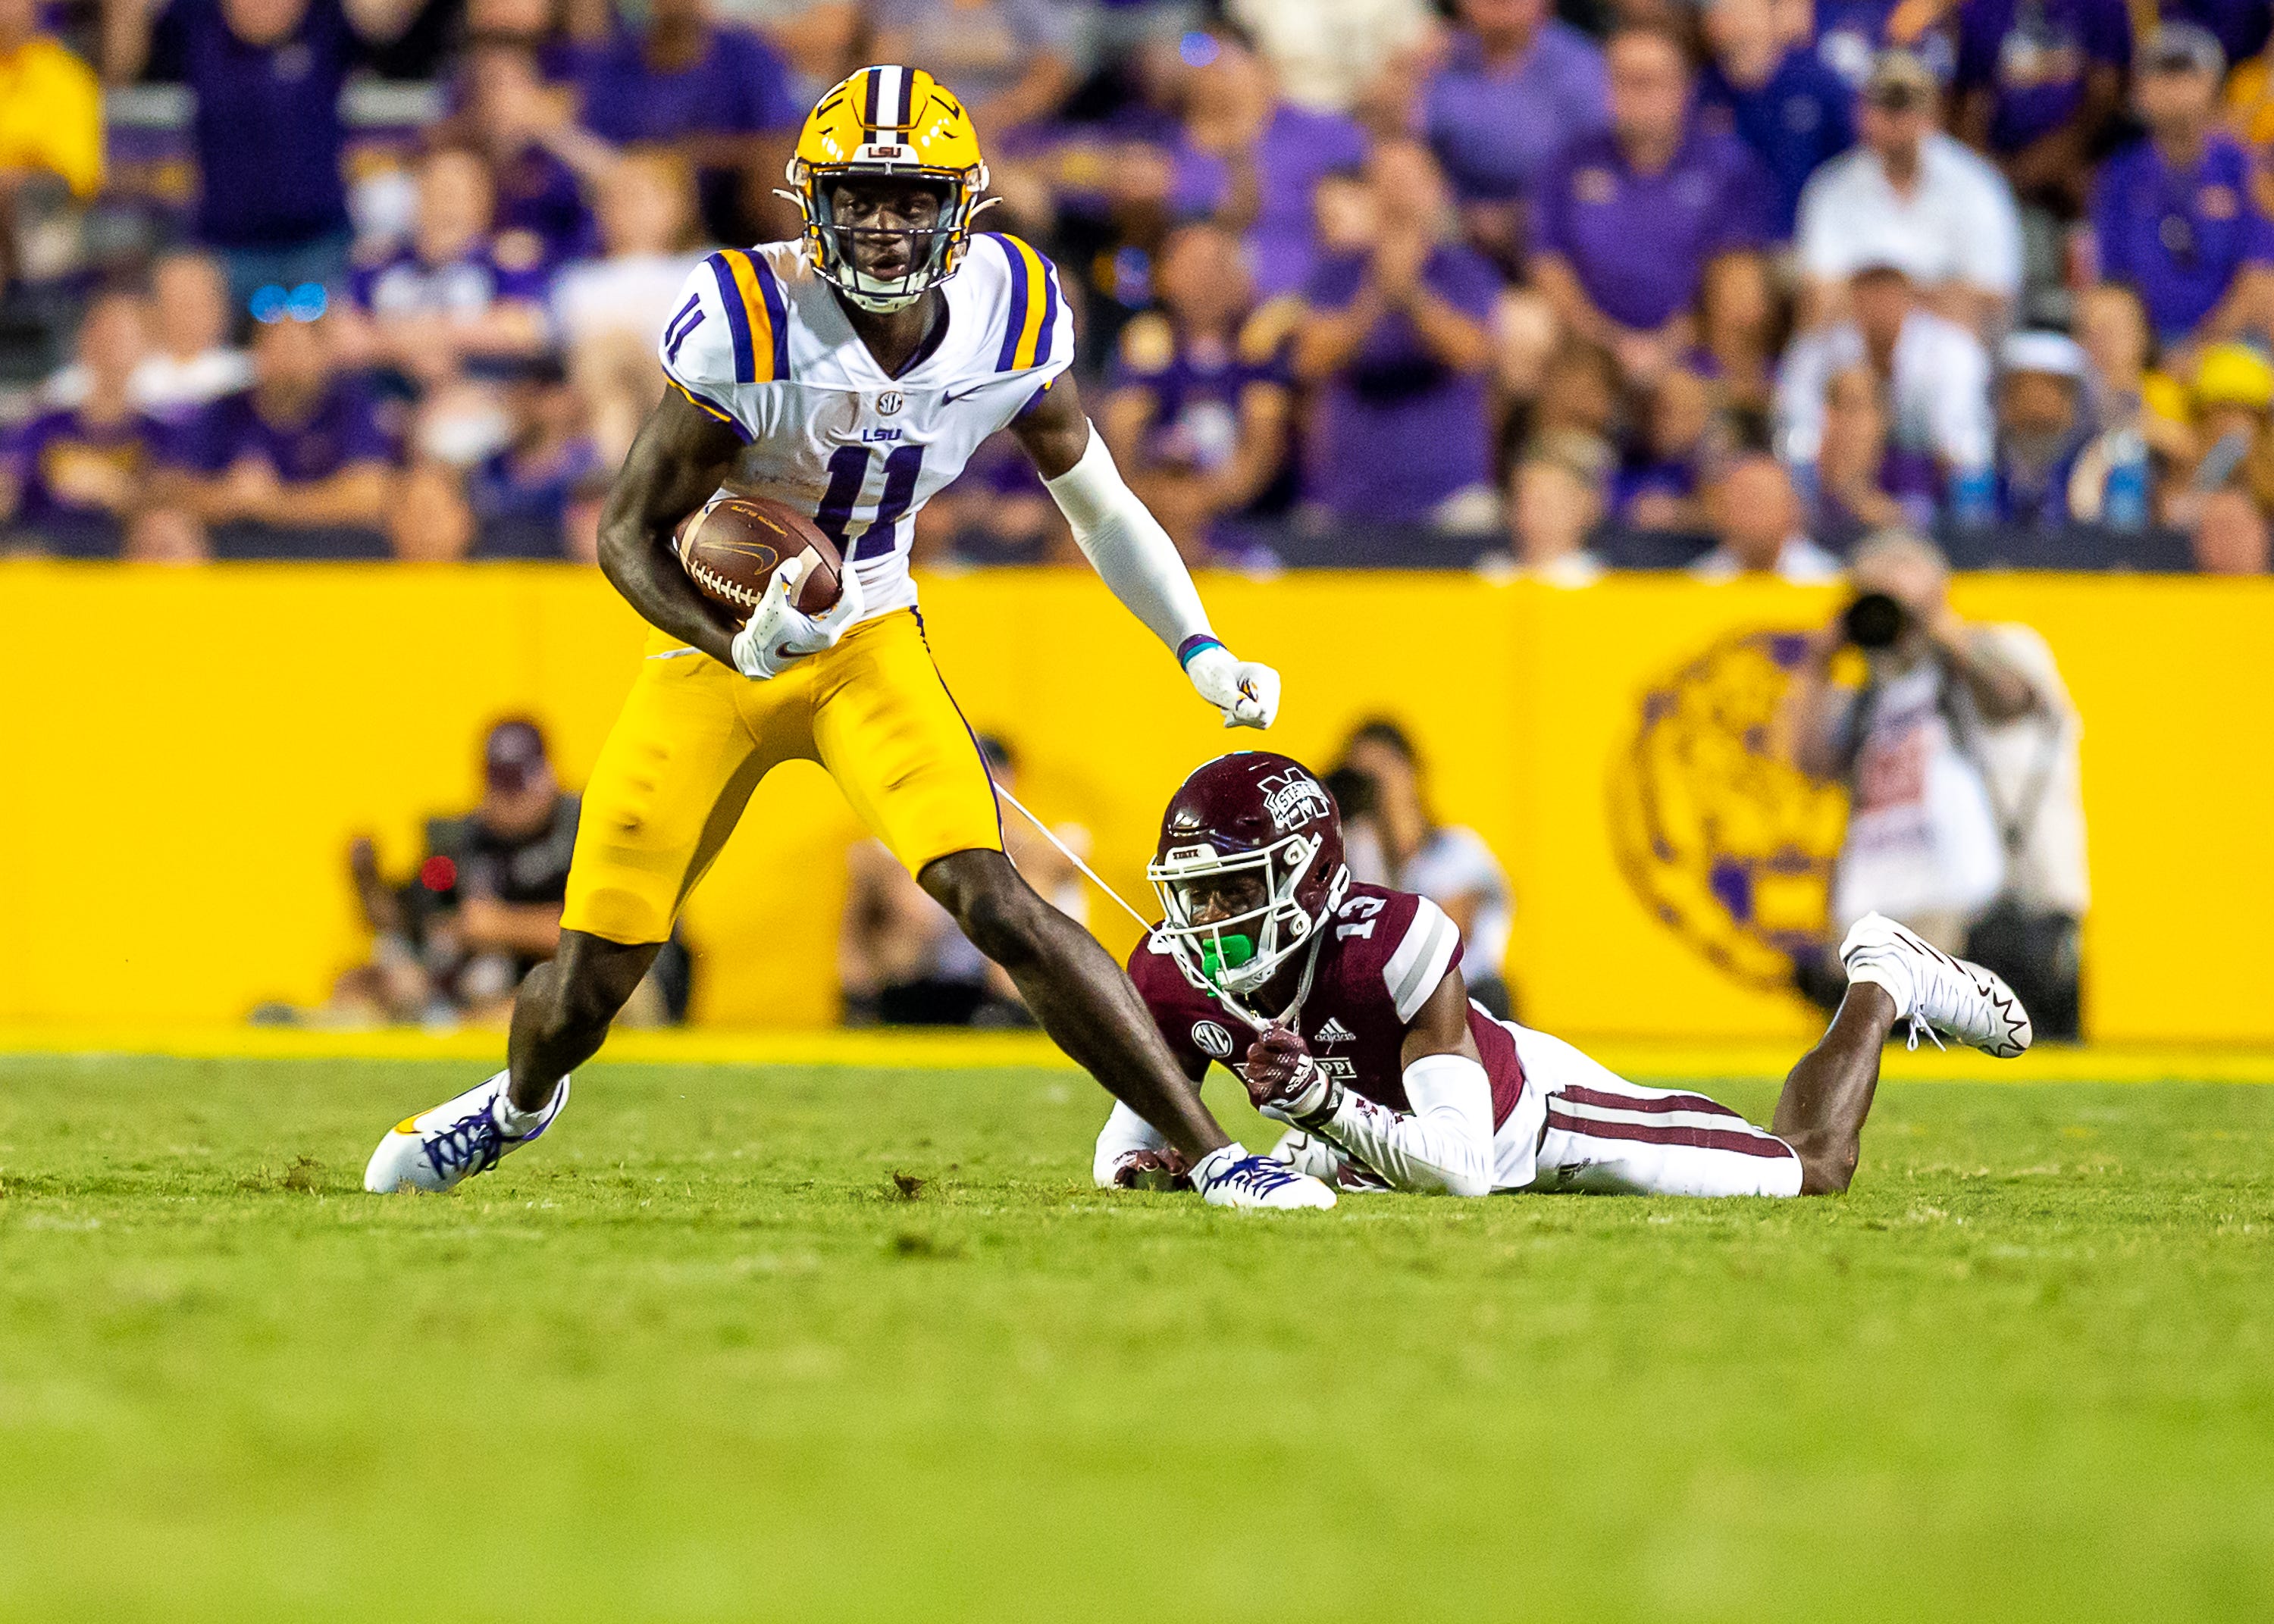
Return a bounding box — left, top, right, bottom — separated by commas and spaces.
1840, 913, 2032, 1059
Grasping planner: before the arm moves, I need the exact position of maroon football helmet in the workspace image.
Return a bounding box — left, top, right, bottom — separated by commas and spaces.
1148, 752, 1350, 998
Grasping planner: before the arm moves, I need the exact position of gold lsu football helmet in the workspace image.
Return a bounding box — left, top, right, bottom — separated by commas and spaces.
780, 65, 993, 313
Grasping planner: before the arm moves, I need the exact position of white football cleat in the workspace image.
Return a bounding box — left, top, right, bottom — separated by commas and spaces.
364, 1069, 570, 1194
1840, 913, 2032, 1059
1190, 1144, 1336, 1209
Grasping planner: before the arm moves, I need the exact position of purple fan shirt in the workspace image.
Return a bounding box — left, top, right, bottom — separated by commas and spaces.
164, 381, 397, 482
149, 0, 357, 248
347, 238, 553, 319
1301, 244, 1502, 522
578, 25, 797, 144
2092, 132, 2274, 344
1173, 102, 1370, 301
2, 408, 161, 553
1695, 47, 1856, 239
1532, 124, 1774, 332
1421, 25, 1610, 205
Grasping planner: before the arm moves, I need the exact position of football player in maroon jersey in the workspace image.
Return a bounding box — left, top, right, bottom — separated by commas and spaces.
1098, 753, 2032, 1199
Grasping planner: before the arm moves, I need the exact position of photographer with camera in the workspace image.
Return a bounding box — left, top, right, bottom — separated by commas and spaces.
1781, 531, 2088, 1037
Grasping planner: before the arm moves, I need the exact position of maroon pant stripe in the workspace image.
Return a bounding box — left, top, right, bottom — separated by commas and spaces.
1545, 1108, 1796, 1161
1556, 1083, 1743, 1119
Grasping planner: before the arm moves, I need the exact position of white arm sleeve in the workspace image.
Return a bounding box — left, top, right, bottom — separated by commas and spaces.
1311, 1053, 1497, 1197
1041, 425, 1213, 656
1093, 1100, 1170, 1188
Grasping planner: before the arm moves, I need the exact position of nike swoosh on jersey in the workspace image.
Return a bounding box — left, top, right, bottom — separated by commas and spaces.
940, 383, 992, 405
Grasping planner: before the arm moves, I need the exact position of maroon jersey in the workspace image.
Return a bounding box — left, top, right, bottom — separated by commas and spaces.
1129, 882, 1527, 1127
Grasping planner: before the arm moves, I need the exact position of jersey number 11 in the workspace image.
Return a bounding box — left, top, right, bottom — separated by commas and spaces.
816, 443, 926, 562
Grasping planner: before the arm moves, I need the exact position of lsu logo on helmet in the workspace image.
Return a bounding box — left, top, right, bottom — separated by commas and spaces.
779, 64, 992, 314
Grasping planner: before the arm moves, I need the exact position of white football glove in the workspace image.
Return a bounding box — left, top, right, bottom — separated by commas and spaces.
728, 554, 865, 679
1185, 643, 1280, 729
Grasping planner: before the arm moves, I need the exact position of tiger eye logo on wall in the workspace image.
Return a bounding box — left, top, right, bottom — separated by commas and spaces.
1191, 1022, 1236, 1059
1607, 629, 1851, 990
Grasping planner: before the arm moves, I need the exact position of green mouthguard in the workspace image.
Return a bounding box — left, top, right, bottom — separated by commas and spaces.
1198, 934, 1256, 983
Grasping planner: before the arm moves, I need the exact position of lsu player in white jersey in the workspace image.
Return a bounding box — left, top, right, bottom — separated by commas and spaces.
365, 65, 1336, 1210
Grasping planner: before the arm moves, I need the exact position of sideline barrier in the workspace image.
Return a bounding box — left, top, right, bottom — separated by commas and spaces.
2, 560, 2267, 1041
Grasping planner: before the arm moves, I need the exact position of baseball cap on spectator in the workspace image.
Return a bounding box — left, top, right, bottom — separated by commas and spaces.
1863, 49, 1937, 111
2140, 22, 2225, 78
2194, 343, 2274, 412
484, 719, 551, 793
2000, 331, 2091, 383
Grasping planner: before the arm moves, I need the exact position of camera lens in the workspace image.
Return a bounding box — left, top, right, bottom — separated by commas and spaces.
1843, 592, 1906, 649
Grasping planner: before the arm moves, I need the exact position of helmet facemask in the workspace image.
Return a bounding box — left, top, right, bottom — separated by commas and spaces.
785, 166, 991, 313
1149, 833, 1330, 1000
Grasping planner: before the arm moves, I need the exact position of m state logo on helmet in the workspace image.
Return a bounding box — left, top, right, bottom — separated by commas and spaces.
1147, 752, 1351, 1000
779, 64, 992, 313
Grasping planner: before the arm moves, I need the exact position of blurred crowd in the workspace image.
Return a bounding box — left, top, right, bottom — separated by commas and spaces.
4, 0, 2274, 570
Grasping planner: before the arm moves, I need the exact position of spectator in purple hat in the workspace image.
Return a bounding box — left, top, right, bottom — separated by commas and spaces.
2090, 23, 2274, 357
1420, 0, 1608, 268
1294, 137, 1502, 531
576, 0, 798, 239
1531, 24, 1778, 400
153, 311, 398, 558
1952, 0, 2127, 217
1102, 221, 1297, 562
1696, 0, 1856, 242
339, 146, 553, 389
1, 294, 165, 558
1170, 28, 1370, 302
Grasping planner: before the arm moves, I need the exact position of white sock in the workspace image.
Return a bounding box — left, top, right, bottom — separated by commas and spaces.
1189, 1144, 1245, 1186
1845, 955, 1915, 1021
490, 1078, 555, 1139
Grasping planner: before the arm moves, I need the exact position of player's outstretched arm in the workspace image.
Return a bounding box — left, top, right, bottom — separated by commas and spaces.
1011, 374, 1280, 729
1243, 971, 1498, 1197
594, 388, 748, 667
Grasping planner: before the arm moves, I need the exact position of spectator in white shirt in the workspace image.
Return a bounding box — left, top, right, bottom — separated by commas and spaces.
1794, 49, 2023, 337
1690, 453, 1845, 580
44, 252, 252, 424
1334, 718, 1518, 1019
550, 152, 710, 464
1777, 263, 1996, 524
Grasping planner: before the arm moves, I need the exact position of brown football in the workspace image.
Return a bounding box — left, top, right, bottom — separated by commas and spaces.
672, 494, 844, 621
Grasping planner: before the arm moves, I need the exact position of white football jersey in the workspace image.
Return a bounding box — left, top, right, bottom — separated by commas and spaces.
656, 232, 1075, 622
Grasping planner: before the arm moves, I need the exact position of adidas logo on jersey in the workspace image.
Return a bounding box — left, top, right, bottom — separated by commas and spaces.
1314, 1019, 1356, 1047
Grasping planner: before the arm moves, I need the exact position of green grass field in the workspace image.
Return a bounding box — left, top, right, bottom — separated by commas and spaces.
2, 1055, 2271, 1622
